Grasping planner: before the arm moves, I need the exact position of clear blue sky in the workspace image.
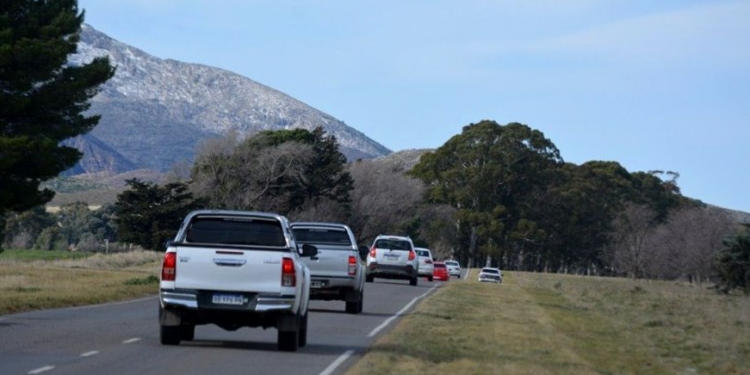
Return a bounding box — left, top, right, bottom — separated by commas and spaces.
78, 0, 749, 212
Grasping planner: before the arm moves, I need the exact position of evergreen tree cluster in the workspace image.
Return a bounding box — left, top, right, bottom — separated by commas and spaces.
0, 0, 114, 249
411, 120, 686, 272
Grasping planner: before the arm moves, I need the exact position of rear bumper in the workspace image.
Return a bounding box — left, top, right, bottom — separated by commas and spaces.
160, 289, 296, 312
308, 274, 359, 300
418, 265, 435, 276
478, 276, 501, 283
367, 263, 417, 279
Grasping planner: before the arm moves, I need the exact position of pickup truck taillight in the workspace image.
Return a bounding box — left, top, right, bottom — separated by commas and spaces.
162, 252, 176, 281
408, 250, 416, 261
281, 257, 295, 287
369, 246, 376, 258
348, 256, 357, 276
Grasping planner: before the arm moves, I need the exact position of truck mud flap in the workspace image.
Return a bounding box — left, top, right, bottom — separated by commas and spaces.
159, 307, 182, 326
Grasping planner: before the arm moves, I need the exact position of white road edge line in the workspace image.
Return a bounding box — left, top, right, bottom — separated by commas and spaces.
80, 350, 99, 357
27, 365, 54, 374
318, 349, 354, 375
122, 337, 141, 344
367, 284, 438, 338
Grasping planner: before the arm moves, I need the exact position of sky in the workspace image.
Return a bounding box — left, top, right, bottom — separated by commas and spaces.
78, 0, 750, 212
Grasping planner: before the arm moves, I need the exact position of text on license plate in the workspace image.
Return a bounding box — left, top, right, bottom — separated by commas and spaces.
311, 280, 326, 288
212, 293, 244, 305
384, 253, 399, 258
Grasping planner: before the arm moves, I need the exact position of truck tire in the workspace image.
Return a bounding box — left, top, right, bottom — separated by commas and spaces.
180, 325, 195, 341
278, 316, 300, 352
428, 276, 434, 282
160, 325, 181, 345
345, 290, 363, 314
298, 313, 308, 347
410, 276, 418, 286
366, 274, 374, 283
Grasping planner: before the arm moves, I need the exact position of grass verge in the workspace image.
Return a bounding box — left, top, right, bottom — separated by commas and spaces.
345, 270, 750, 375
0, 250, 161, 315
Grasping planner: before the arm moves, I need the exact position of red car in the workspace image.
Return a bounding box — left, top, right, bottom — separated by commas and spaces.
433, 262, 450, 281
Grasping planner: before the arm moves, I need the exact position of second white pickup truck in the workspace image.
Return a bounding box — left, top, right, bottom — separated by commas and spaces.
291, 222, 368, 314
158, 210, 317, 351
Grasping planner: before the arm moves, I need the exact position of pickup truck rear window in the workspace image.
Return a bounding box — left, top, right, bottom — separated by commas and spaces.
416, 249, 430, 257
292, 228, 352, 246
185, 217, 286, 247
374, 239, 411, 250
482, 269, 499, 274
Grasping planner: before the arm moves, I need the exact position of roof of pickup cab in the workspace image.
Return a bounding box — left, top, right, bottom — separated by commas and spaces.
290, 222, 351, 229
185, 209, 288, 222
374, 234, 412, 242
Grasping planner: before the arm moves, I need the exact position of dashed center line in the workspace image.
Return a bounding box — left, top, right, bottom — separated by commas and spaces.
27, 365, 54, 374
367, 284, 438, 338
318, 349, 354, 375
122, 337, 141, 344
80, 350, 99, 357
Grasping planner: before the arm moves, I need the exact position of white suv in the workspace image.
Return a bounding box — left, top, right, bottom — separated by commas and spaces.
366, 235, 420, 286
415, 247, 435, 281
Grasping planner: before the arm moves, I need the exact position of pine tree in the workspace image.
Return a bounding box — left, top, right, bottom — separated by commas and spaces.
0, 0, 115, 248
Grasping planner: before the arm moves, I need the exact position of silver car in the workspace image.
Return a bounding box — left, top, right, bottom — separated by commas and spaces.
415, 247, 435, 281
445, 260, 462, 278
366, 235, 420, 286
478, 267, 503, 283
291, 222, 368, 314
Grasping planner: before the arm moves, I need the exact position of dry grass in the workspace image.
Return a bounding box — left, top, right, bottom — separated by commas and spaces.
346, 270, 750, 375
0, 250, 161, 315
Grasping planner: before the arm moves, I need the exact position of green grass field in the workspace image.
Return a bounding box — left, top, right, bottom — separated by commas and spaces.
0, 249, 93, 261
346, 270, 750, 375
0, 250, 162, 315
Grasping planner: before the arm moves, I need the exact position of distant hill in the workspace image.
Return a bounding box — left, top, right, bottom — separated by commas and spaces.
61, 134, 136, 176
64, 24, 390, 174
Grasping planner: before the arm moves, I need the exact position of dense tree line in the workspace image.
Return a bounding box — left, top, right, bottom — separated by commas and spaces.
0, 0, 114, 250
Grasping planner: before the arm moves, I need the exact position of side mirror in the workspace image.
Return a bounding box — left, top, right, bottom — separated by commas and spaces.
358, 245, 369, 261
300, 244, 318, 257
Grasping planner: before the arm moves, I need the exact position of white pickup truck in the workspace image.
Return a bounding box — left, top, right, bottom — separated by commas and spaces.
158, 210, 317, 351
291, 222, 368, 314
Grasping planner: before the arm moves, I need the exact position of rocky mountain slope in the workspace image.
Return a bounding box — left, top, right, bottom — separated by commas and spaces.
66, 24, 390, 173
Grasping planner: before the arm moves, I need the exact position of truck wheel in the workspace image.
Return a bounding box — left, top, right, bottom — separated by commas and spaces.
410, 277, 418, 286
298, 313, 308, 347
428, 276, 434, 282
366, 274, 374, 283
345, 290, 363, 314
160, 325, 181, 345
278, 317, 300, 352
180, 325, 195, 341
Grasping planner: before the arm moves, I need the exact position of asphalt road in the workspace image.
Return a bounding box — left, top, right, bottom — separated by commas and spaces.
0, 277, 444, 375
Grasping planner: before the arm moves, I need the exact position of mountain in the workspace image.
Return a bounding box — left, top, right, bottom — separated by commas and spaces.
66, 24, 390, 173
61, 134, 137, 175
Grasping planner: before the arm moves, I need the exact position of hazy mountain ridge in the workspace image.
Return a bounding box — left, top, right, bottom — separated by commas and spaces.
65, 24, 390, 173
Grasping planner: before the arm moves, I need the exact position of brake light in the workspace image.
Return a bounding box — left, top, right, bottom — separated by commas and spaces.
408, 250, 416, 261
161, 252, 176, 281
369, 246, 376, 258
348, 256, 357, 275
281, 257, 295, 287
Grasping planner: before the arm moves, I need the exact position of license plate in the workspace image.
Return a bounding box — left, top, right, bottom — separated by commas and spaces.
311, 280, 327, 288
384, 253, 399, 259
212, 293, 244, 305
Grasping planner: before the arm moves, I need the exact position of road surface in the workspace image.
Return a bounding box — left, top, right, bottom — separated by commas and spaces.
0, 278, 443, 375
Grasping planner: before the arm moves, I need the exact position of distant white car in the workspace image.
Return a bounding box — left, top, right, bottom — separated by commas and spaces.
478, 267, 502, 283
415, 247, 434, 281
445, 260, 461, 278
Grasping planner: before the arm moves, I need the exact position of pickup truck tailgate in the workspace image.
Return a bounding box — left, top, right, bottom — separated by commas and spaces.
174, 246, 283, 294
